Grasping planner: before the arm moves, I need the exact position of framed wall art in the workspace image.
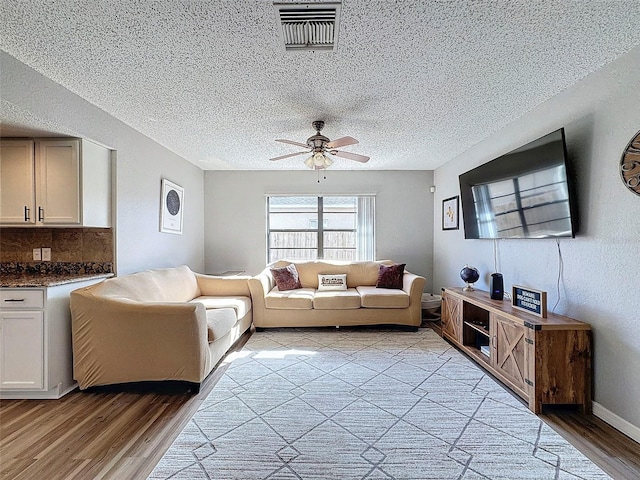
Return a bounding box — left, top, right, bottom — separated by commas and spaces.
442, 195, 459, 230
620, 129, 640, 196
160, 178, 184, 234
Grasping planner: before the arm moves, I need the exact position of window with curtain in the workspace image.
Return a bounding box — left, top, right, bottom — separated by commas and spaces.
267, 195, 375, 263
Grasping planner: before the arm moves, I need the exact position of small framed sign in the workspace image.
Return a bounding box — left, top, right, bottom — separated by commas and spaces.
512, 285, 547, 318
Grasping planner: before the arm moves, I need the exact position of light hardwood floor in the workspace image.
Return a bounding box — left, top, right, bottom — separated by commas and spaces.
1, 329, 639, 480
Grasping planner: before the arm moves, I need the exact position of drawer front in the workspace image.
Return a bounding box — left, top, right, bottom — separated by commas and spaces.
0, 290, 45, 309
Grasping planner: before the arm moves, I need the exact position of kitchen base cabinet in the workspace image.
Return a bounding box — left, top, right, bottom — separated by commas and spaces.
0, 310, 44, 389
0, 278, 104, 399
441, 287, 592, 414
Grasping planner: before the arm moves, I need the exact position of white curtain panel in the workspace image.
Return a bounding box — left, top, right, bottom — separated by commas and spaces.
356, 195, 375, 261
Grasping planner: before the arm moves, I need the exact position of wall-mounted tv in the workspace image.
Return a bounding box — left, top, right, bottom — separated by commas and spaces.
459, 128, 578, 239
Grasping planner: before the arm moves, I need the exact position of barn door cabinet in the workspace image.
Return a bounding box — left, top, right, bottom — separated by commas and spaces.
441, 287, 592, 414
0, 138, 111, 227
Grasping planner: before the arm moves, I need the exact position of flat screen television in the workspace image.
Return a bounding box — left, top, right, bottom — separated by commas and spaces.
459, 128, 578, 239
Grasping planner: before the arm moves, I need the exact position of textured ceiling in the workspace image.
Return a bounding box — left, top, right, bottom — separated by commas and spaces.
1, 0, 639, 170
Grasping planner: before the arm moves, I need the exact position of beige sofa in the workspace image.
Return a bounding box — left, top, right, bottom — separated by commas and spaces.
248, 260, 426, 329
70, 265, 252, 391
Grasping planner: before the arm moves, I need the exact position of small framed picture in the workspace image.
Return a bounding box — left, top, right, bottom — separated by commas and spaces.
442, 196, 459, 230
160, 179, 184, 234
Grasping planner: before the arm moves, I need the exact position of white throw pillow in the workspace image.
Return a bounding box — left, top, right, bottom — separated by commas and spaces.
317, 274, 347, 291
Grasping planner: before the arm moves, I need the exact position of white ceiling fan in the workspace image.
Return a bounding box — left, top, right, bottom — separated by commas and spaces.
269, 120, 370, 169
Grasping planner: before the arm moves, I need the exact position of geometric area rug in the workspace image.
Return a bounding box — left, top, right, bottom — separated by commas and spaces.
149, 327, 610, 480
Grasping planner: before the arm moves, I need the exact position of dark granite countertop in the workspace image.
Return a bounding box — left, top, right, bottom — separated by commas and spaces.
1, 272, 114, 288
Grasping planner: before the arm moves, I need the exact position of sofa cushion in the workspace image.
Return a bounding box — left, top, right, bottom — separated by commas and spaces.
271, 264, 302, 291
151, 266, 201, 301
376, 263, 406, 289
191, 296, 251, 319
357, 286, 410, 308
265, 287, 315, 310
93, 265, 200, 303
205, 307, 237, 342
345, 261, 393, 287
313, 288, 361, 310
279, 260, 393, 288
317, 274, 347, 291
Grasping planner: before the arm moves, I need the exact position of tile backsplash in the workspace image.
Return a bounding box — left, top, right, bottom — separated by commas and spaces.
0, 227, 114, 264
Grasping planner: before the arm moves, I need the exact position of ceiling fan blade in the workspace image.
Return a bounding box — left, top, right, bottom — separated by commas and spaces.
269, 151, 310, 161
276, 139, 309, 149
326, 136, 358, 149
331, 150, 370, 163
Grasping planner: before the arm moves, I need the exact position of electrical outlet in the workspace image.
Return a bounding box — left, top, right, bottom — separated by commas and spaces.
42, 248, 52, 261
33, 248, 42, 261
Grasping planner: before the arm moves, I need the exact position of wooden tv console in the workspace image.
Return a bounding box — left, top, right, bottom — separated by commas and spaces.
441, 287, 592, 414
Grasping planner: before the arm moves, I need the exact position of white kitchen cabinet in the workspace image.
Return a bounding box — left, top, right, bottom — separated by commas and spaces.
36, 139, 81, 224
0, 278, 106, 399
0, 138, 111, 227
0, 310, 44, 389
0, 140, 36, 224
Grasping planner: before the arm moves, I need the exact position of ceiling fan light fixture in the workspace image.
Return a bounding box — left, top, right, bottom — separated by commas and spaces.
304, 155, 315, 169
313, 152, 326, 167
305, 152, 332, 170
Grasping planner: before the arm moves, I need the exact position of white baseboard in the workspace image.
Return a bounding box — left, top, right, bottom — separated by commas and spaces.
593, 401, 640, 443
0, 382, 77, 400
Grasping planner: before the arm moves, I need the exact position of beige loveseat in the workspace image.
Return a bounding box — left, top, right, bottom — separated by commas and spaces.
70, 266, 252, 390
248, 260, 426, 329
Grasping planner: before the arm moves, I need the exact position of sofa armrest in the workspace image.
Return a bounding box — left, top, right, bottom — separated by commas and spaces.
403, 272, 427, 306
71, 291, 209, 389
248, 271, 275, 326
248, 271, 274, 299
195, 273, 252, 297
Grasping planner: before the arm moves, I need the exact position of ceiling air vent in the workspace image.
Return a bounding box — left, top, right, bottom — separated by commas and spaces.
273, 2, 341, 52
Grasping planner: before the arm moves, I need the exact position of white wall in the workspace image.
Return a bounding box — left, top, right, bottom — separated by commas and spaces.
0, 52, 205, 274
204, 170, 434, 289
433, 46, 640, 433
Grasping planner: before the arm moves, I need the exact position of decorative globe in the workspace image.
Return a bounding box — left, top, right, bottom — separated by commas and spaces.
460, 265, 480, 291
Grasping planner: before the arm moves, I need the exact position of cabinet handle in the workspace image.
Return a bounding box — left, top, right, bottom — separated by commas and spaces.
38, 206, 44, 222
24, 206, 30, 222
4, 299, 26, 302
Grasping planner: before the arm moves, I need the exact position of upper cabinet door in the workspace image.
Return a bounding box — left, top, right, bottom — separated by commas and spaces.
35, 140, 80, 225
0, 140, 36, 224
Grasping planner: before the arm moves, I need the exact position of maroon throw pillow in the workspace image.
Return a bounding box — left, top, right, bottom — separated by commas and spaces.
376, 263, 406, 289
270, 264, 302, 291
